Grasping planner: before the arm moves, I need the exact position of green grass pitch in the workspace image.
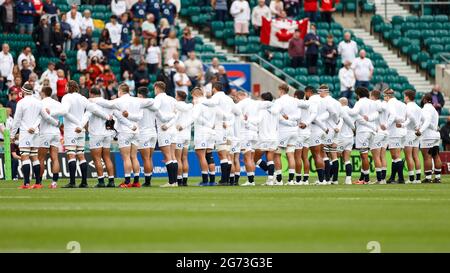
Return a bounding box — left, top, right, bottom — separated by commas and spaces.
1, 177, 450, 253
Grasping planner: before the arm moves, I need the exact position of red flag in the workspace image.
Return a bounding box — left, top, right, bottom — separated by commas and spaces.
260, 17, 309, 49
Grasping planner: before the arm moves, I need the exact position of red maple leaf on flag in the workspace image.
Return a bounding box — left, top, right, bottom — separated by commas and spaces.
275, 28, 293, 42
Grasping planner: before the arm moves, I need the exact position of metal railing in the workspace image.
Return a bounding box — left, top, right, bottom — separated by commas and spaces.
198, 53, 306, 91
395, 0, 450, 17
440, 53, 450, 65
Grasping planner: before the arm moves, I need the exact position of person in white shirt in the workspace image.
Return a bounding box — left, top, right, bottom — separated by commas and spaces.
11, 83, 59, 189
273, 84, 309, 185
88, 42, 104, 61
383, 88, 407, 184
173, 64, 191, 94
351, 50, 374, 89
17, 46, 36, 71
173, 91, 193, 186
251, 0, 271, 34
145, 38, 161, 74
0, 44, 14, 84
337, 97, 356, 185
80, 9, 95, 35
418, 93, 442, 184
338, 32, 358, 64
39, 62, 58, 96
105, 15, 123, 47
338, 60, 355, 106
142, 13, 157, 39
153, 81, 179, 187
66, 7, 82, 50
401, 90, 423, 184
230, 0, 251, 35
184, 51, 203, 88
112, 0, 127, 16
77, 42, 88, 72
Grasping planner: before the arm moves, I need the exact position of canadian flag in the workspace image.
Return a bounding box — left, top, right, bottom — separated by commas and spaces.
260, 17, 309, 49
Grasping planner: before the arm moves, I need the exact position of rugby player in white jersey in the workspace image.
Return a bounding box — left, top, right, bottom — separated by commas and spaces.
229, 94, 242, 186
304, 86, 329, 185
384, 88, 407, 184
38, 86, 70, 189
337, 97, 356, 185
178, 87, 216, 186
318, 85, 342, 185
400, 90, 423, 183
81, 87, 122, 188
369, 90, 389, 184
417, 93, 442, 183
236, 91, 260, 186
61, 80, 110, 188
174, 91, 193, 186
94, 83, 143, 188
153, 81, 179, 187
348, 87, 379, 184
12, 83, 59, 189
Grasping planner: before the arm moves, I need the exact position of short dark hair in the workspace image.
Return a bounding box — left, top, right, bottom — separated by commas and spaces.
304, 85, 315, 93
261, 92, 273, 101
422, 93, 432, 104
212, 82, 223, 92
355, 87, 369, 98
370, 90, 381, 99
137, 86, 149, 97
90, 87, 101, 96
176, 91, 187, 101
404, 90, 416, 101
41, 86, 52, 97
294, 90, 305, 99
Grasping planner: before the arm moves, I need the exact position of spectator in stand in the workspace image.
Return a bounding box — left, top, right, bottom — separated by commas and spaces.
106, 15, 123, 48
98, 65, 118, 99
56, 69, 67, 101
288, 29, 304, 68
40, 62, 58, 95
131, 0, 147, 23
120, 48, 138, 79
338, 31, 358, 65
351, 49, 373, 89
205, 57, 220, 84
51, 23, 65, 57
122, 70, 135, 94
9, 77, 22, 101
145, 38, 161, 74
173, 63, 191, 94
304, 23, 320, 74
99, 29, 113, 59
251, 0, 271, 35
162, 30, 180, 65
60, 13, 72, 51
142, 13, 157, 40
134, 62, 150, 89
0, 44, 14, 92
130, 37, 145, 64
80, 9, 94, 35
17, 46, 36, 71
184, 51, 203, 89
20, 59, 32, 83
80, 26, 93, 50
161, 0, 177, 26
33, 16, 54, 57
66, 5, 82, 50
217, 66, 230, 93
269, 0, 283, 18
0, 0, 17, 34
79, 75, 89, 98
231, 0, 251, 36
304, 0, 318, 22
338, 60, 355, 106
320, 0, 337, 23
12, 65, 21, 80
440, 117, 450, 151
112, 0, 127, 17
284, 0, 300, 18
77, 41, 88, 72
120, 13, 134, 45
212, 0, 228, 21
321, 34, 337, 75
17, 0, 36, 34
31, 0, 43, 26
147, 0, 161, 24
55, 52, 70, 80
181, 27, 195, 60
429, 84, 445, 115
6, 89, 18, 115
158, 18, 171, 45
87, 56, 104, 83
43, 0, 58, 25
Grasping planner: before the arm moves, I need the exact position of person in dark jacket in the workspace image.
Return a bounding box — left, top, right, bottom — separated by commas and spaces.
440, 117, 450, 151
16, 0, 35, 34
55, 53, 70, 80
43, 0, 59, 25
321, 34, 338, 76
0, 0, 17, 34
33, 16, 54, 57
217, 66, 230, 93
180, 27, 195, 60
51, 23, 65, 57
304, 24, 320, 75
133, 62, 150, 89
120, 48, 138, 79
429, 84, 445, 115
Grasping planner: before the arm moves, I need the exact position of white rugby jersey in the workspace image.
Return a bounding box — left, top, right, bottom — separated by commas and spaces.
339, 105, 355, 139
153, 92, 177, 133
61, 92, 102, 134
237, 97, 259, 139
12, 95, 59, 136
257, 101, 280, 142
348, 97, 379, 134
298, 99, 317, 136
204, 91, 236, 129
372, 100, 389, 135
322, 95, 342, 130
181, 97, 215, 136
419, 103, 440, 140
273, 94, 309, 133
174, 101, 193, 141
386, 97, 407, 138
307, 94, 329, 133
80, 97, 114, 137
403, 101, 423, 132
40, 97, 66, 135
